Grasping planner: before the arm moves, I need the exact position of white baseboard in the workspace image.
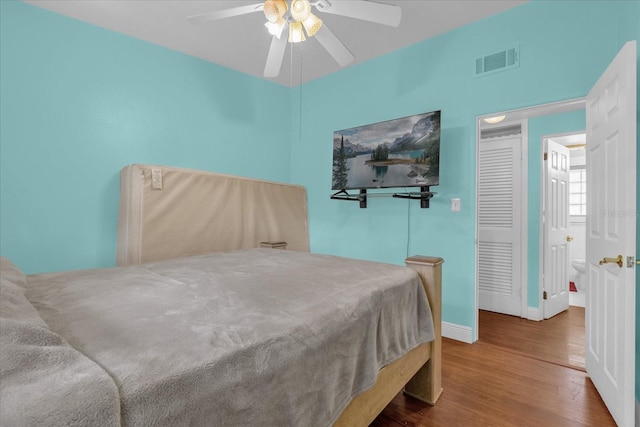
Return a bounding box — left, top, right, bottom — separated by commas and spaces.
527, 307, 542, 321
442, 321, 473, 343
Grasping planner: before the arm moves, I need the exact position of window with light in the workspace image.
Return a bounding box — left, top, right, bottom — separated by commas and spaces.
569, 166, 586, 216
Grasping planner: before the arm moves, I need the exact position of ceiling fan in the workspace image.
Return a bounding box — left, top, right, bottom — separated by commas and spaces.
188, 0, 402, 78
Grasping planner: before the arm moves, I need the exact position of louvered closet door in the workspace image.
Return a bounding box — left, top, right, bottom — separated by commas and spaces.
478, 135, 522, 316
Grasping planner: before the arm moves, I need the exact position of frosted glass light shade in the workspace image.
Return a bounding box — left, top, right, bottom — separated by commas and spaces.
263, 0, 288, 22
291, 0, 311, 21
483, 115, 506, 124
265, 17, 286, 38
288, 21, 306, 43
263, 0, 280, 22
302, 13, 322, 37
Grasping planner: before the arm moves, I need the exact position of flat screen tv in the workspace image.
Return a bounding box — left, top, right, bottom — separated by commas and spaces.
332, 110, 440, 191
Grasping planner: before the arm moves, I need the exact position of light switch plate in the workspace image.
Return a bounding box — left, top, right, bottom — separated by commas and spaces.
451, 198, 461, 212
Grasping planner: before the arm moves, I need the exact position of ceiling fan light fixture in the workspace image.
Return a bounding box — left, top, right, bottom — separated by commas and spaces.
288, 21, 306, 43
483, 115, 506, 124
265, 17, 287, 38
275, 0, 288, 16
263, 0, 280, 22
291, 0, 312, 22
263, 0, 287, 22
302, 13, 322, 37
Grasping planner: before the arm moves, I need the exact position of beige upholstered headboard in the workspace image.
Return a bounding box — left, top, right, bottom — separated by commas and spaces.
116, 164, 309, 266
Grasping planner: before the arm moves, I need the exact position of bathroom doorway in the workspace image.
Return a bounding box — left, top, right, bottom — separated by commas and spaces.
476, 98, 587, 323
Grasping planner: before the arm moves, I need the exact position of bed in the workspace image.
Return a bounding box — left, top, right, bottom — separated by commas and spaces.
0, 165, 442, 426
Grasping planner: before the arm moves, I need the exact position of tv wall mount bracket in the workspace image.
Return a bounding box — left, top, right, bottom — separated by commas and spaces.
330, 186, 435, 208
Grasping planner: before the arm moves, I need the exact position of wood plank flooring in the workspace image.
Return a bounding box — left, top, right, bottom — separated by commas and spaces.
371, 308, 614, 426
479, 307, 586, 371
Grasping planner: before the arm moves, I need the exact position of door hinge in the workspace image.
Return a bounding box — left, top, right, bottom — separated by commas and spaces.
543, 152, 548, 161
543, 291, 548, 300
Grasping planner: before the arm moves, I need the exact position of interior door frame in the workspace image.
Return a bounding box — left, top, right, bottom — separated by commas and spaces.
475, 97, 585, 341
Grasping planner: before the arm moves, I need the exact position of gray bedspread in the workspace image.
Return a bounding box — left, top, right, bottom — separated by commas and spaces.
21, 249, 434, 426
0, 264, 120, 427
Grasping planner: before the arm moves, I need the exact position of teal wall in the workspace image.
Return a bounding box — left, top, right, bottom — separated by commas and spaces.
527, 110, 586, 309
291, 0, 638, 339
1, 0, 639, 402
0, 1, 292, 274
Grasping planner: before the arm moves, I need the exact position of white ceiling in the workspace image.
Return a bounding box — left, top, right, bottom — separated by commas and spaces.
23, 0, 528, 87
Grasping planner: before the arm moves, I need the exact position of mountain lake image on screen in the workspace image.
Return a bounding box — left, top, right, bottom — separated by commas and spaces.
332, 110, 441, 191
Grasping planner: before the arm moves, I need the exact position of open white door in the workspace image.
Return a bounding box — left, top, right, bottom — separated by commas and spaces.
543, 139, 571, 319
585, 40, 636, 427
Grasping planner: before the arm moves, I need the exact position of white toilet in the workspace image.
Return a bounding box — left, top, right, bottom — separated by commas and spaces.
571, 259, 586, 289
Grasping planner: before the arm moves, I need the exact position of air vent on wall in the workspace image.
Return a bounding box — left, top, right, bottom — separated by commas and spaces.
474, 45, 519, 78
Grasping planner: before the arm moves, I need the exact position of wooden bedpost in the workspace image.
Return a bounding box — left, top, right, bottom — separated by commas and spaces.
404, 255, 443, 405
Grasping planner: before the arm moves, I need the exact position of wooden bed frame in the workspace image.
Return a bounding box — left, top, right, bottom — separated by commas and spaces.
116, 165, 442, 425
335, 255, 443, 426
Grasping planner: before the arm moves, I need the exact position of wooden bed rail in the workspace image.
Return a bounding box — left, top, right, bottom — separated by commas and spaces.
333, 255, 443, 426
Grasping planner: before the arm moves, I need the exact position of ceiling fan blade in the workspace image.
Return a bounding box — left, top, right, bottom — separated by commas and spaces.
315, 0, 401, 27
264, 35, 288, 78
187, 3, 264, 24
314, 24, 355, 67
